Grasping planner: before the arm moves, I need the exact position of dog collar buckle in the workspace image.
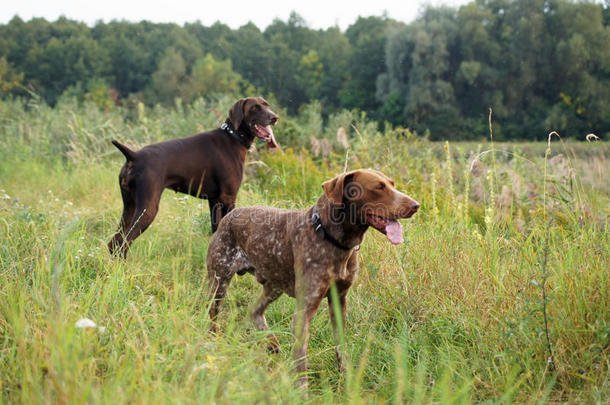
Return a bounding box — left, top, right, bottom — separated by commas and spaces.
312, 211, 322, 232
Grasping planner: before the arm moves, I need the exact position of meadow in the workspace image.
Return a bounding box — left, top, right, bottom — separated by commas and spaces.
0, 96, 608, 404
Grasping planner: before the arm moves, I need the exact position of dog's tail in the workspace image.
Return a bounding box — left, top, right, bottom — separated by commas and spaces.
111, 140, 136, 161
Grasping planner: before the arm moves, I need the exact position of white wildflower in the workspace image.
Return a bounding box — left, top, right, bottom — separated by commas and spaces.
75, 318, 106, 332
75, 318, 97, 329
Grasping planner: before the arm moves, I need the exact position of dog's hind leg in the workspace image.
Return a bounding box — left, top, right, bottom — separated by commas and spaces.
119, 177, 163, 256
207, 267, 233, 333
252, 285, 283, 352
208, 192, 236, 233
207, 238, 250, 332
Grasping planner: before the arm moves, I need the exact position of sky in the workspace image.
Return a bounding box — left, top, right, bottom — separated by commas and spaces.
1, 0, 473, 30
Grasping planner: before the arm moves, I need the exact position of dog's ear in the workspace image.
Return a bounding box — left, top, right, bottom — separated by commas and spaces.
228, 99, 246, 129
322, 171, 355, 205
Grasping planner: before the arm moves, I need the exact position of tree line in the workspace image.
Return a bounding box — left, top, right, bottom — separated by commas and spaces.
0, 0, 608, 140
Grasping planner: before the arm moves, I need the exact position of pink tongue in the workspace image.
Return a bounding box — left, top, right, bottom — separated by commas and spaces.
385, 220, 403, 244
267, 132, 278, 148
263, 126, 278, 149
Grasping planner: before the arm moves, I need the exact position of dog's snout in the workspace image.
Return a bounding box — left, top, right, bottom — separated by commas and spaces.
399, 198, 420, 218
269, 112, 279, 125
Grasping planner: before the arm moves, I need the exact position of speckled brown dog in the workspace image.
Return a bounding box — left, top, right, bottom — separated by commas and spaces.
206, 169, 419, 387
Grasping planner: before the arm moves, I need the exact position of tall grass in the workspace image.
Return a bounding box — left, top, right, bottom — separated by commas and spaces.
0, 98, 608, 403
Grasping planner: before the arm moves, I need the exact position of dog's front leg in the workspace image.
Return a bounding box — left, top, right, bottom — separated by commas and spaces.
292, 275, 327, 389
209, 194, 236, 233
328, 288, 348, 373
208, 199, 223, 233
292, 303, 316, 390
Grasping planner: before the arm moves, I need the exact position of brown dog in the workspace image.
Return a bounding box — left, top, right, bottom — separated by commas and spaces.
108, 97, 279, 258
207, 169, 419, 387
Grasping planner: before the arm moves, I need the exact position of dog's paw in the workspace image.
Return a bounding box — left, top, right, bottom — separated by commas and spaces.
267, 336, 281, 354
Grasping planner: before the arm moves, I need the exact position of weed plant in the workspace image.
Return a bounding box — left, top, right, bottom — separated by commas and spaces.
0, 97, 608, 403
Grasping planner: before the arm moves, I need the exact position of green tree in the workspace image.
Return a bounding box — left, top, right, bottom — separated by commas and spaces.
380, 7, 459, 138
316, 27, 352, 109
0, 56, 24, 95
454, 2, 502, 120
296, 50, 324, 100
93, 21, 155, 97
148, 47, 188, 105
187, 53, 243, 101
545, 0, 610, 137
229, 23, 273, 91
0, 5, 608, 139
264, 12, 314, 110
341, 16, 401, 113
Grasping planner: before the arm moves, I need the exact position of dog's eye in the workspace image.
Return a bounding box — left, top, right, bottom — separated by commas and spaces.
376, 183, 385, 190
251, 105, 260, 111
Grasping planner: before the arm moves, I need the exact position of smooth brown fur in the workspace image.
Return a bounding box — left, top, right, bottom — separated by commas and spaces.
207, 169, 419, 388
108, 97, 278, 258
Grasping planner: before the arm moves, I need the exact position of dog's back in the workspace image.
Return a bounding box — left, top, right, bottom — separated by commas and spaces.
207, 207, 306, 295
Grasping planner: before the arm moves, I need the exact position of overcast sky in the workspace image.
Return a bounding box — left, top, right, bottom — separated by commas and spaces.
1, 0, 473, 30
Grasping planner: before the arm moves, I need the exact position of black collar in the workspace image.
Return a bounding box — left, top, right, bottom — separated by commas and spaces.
221, 121, 252, 149
311, 206, 354, 251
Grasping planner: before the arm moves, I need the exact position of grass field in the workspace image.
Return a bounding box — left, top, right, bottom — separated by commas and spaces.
0, 97, 608, 403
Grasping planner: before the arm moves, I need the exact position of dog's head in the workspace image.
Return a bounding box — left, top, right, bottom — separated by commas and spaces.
228, 97, 279, 148
322, 169, 419, 244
